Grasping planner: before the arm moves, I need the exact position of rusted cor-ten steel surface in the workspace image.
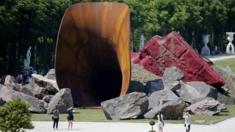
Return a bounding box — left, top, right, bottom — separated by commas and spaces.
55, 3, 130, 106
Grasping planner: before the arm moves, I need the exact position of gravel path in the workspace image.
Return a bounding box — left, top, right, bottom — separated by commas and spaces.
27, 116, 235, 132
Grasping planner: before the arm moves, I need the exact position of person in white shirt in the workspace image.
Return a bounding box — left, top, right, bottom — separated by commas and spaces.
157, 112, 164, 132
183, 110, 191, 132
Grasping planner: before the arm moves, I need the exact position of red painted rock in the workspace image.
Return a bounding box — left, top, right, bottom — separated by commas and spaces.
132, 32, 224, 88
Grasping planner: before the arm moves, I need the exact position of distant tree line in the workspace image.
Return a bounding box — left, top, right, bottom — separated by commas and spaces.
0, 0, 71, 75
0, 0, 234, 76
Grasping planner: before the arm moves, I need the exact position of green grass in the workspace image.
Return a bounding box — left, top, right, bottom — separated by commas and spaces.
31, 108, 107, 122
214, 58, 235, 73
32, 105, 235, 124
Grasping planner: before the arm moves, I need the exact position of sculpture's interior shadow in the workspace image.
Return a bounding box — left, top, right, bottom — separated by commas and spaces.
58, 29, 122, 106
80, 30, 122, 105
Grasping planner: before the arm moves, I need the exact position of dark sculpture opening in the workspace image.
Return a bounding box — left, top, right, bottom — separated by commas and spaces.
55, 3, 130, 106
56, 29, 122, 106
91, 65, 122, 104
85, 31, 122, 104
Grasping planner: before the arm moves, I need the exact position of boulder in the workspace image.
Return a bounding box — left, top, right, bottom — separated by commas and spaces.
145, 79, 164, 95
217, 92, 235, 105
128, 81, 145, 93
144, 98, 186, 119
32, 74, 59, 94
162, 67, 183, 91
128, 64, 161, 93
4, 75, 21, 91
45, 69, 55, 80
163, 66, 184, 82
42, 95, 53, 103
0, 84, 46, 113
21, 81, 43, 97
20, 86, 34, 96
186, 97, 226, 116
43, 101, 49, 109
101, 92, 148, 120
175, 81, 217, 103
164, 81, 181, 91
4, 75, 15, 88
213, 66, 235, 92
47, 88, 74, 114
147, 89, 179, 109
132, 32, 224, 88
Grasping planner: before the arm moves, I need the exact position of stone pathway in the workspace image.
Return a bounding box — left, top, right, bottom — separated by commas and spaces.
27, 116, 235, 132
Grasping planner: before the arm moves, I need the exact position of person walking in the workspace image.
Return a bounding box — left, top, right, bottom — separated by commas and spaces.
67, 107, 74, 130
157, 112, 164, 132
52, 108, 60, 130
183, 110, 191, 132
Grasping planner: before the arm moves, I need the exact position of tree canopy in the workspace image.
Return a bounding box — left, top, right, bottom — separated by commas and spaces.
0, 0, 234, 75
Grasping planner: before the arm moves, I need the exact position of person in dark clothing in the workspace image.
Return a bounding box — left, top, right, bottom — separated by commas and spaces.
67, 107, 74, 130
52, 108, 60, 130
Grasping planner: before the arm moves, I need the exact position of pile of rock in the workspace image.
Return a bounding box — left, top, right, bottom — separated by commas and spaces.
132, 32, 224, 88
0, 69, 73, 114
101, 67, 235, 120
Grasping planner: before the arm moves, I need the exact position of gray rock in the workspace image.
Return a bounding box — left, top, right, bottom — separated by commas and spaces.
128, 81, 145, 93
43, 101, 49, 109
43, 95, 53, 103
175, 81, 217, 103
20, 86, 34, 96
163, 66, 184, 83
32, 74, 59, 94
213, 66, 235, 92
0, 84, 46, 113
148, 89, 179, 109
186, 97, 225, 116
21, 81, 43, 97
162, 67, 183, 93
4, 75, 21, 91
45, 69, 55, 80
101, 92, 148, 120
47, 88, 74, 114
164, 81, 181, 91
128, 64, 161, 93
4, 75, 16, 88
145, 79, 164, 95
144, 98, 186, 119
217, 92, 235, 105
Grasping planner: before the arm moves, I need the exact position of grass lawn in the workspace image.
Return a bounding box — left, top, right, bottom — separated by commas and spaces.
31, 105, 235, 125
214, 58, 235, 73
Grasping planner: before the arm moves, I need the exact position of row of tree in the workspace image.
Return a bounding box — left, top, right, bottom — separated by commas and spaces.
0, 0, 71, 75
0, 0, 234, 76
123, 0, 235, 51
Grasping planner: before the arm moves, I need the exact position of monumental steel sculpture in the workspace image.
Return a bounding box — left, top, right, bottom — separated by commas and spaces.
55, 3, 130, 105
